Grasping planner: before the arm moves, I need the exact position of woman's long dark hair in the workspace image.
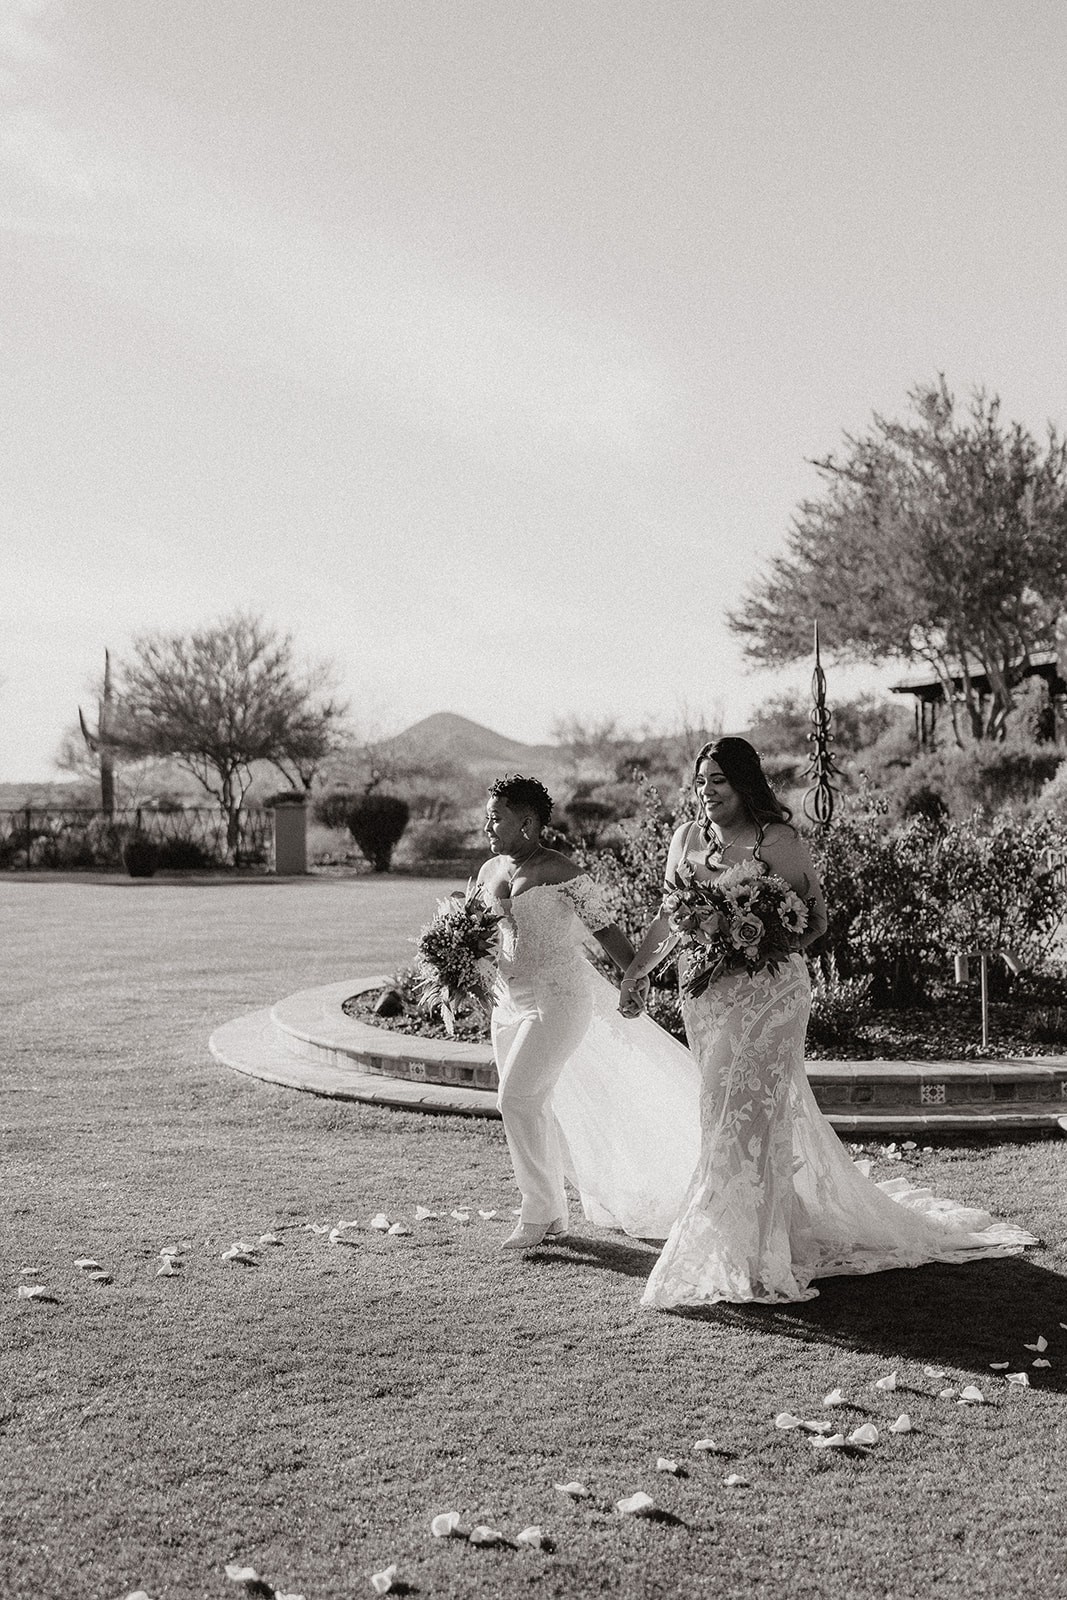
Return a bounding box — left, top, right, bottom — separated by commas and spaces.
693, 736, 794, 853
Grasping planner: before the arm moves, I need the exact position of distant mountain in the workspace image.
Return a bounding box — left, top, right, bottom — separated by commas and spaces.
372, 712, 559, 773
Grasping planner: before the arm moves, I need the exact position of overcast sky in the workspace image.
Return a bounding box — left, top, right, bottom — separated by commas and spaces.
4, 0, 1067, 780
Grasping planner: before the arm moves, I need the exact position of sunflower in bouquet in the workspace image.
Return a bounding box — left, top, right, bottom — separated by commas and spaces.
413, 882, 502, 1035
662, 858, 810, 999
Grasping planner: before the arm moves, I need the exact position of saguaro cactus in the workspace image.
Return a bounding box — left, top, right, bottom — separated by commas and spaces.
78, 649, 116, 816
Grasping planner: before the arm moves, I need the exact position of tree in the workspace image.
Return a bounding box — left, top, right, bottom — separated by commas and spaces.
111, 613, 347, 853
730, 380, 1067, 742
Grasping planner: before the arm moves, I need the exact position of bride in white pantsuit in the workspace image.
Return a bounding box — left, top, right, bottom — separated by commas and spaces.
477, 773, 700, 1251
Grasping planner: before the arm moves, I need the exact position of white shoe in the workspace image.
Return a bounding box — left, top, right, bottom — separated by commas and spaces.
501, 1218, 568, 1251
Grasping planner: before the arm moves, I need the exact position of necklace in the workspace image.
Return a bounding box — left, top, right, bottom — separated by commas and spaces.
507, 842, 542, 882
705, 824, 752, 867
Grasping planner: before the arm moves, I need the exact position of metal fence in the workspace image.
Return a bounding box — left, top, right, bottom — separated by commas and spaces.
0, 806, 273, 870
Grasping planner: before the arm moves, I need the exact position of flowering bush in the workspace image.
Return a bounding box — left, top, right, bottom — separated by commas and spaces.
808, 801, 1067, 1004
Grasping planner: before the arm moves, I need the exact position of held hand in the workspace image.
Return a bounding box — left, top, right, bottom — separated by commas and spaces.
618, 974, 649, 1020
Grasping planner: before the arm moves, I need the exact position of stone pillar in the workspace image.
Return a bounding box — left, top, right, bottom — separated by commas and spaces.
272, 800, 308, 875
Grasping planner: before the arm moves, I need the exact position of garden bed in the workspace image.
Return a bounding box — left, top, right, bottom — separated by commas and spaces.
344, 979, 1067, 1060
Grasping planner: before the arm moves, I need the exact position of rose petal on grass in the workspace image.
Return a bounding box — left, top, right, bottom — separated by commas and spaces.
989, 1362, 1009, 1370
1023, 1336, 1048, 1352
156, 1260, 179, 1277
430, 1511, 469, 1538
692, 1438, 723, 1453
414, 1206, 442, 1221
874, 1372, 898, 1391
554, 1480, 591, 1498
159, 1247, 181, 1260
615, 1491, 656, 1517
86, 1269, 112, 1283
1006, 1372, 1030, 1387
776, 1415, 832, 1434
823, 1389, 847, 1408
1032, 1358, 1051, 1368
17, 1285, 48, 1300
124, 1591, 153, 1599
468, 1526, 503, 1546
515, 1526, 543, 1549
847, 1424, 879, 1447
387, 1222, 412, 1236
810, 1433, 847, 1450
923, 1366, 946, 1379
723, 1473, 749, 1487
655, 1457, 680, 1474
224, 1565, 263, 1585
74, 1259, 101, 1271
450, 1210, 471, 1223
478, 1209, 498, 1219
902, 1140, 917, 1150
938, 1388, 958, 1400
957, 1385, 985, 1404
370, 1562, 399, 1594
220, 1247, 257, 1265
369, 1214, 390, 1232
302, 1223, 329, 1235
888, 1414, 913, 1434
258, 1233, 283, 1247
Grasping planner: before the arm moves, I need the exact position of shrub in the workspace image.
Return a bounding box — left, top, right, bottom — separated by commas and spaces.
261, 789, 307, 808
154, 836, 217, 870
806, 955, 874, 1050
563, 796, 616, 845
312, 790, 357, 831
123, 834, 159, 877
345, 793, 410, 872
808, 801, 1067, 1005
871, 739, 1063, 822
403, 819, 479, 863
575, 772, 681, 952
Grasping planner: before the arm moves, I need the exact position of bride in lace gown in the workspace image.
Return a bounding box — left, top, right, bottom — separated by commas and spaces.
478, 775, 701, 1250
618, 737, 1035, 1309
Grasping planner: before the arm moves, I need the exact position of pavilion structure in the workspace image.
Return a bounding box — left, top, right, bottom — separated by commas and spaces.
889, 650, 1066, 748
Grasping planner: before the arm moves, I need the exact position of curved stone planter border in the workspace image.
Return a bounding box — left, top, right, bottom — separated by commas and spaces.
210, 976, 1067, 1134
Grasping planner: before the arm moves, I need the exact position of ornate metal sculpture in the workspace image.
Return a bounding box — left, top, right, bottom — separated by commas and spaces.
803, 621, 840, 827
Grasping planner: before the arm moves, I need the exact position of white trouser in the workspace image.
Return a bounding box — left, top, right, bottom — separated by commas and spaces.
492, 985, 592, 1224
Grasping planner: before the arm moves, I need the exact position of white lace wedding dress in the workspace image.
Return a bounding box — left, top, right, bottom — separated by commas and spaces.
491, 875, 701, 1236
641, 940, 1037, 1310
492, 872, 1035, 1307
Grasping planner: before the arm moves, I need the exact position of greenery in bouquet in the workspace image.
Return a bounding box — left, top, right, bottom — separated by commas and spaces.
412, 883, 502, 1035
664, 858, 810, 999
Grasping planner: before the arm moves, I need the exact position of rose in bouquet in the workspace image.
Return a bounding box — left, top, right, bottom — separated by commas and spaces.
413, 882, 502, 1035
663, 858, 810, 999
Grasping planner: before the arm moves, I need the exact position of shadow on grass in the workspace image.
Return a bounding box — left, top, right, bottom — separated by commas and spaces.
667, 1254, 1067, 1388
533, 1235, 1067, 1388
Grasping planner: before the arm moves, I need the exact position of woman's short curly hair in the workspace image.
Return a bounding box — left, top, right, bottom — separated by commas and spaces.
487, 773, 554, 828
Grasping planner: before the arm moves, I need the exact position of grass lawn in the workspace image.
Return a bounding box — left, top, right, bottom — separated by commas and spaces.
2, 874, 1066, 1600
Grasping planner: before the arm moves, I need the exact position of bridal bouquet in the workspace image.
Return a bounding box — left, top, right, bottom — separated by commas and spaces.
413, 883, 502, 1035
662, 858, 810, 999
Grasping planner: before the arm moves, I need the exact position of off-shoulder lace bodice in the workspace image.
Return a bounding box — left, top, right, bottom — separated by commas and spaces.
494, 874, 612, 1004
